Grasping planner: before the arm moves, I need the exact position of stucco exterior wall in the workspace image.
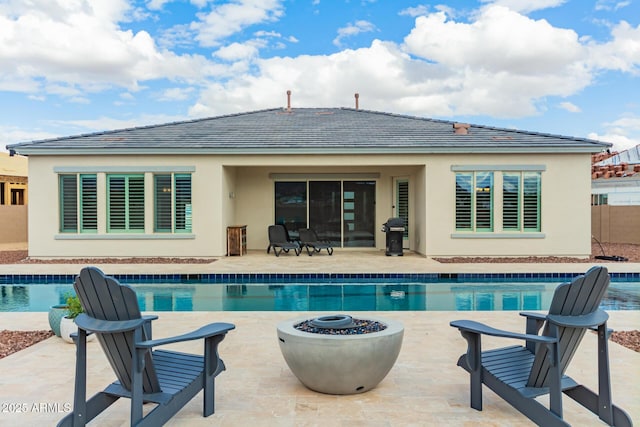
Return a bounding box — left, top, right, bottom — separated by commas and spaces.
24, 151, 593, 258
423, 153, 591, 257
27, 155, 224, 258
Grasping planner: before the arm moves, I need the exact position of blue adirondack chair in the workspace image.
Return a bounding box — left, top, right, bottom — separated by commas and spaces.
58, 267, 235, 426
450, 266, 633, 427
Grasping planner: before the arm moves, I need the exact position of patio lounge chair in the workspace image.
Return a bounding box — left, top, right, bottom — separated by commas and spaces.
298, 228, 334, 256
58, 267, 235, 427
267, 224, 301, 256
450, 266, 632, 427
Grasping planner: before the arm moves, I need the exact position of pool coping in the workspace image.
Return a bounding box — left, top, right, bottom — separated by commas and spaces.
1, 271, 638, 284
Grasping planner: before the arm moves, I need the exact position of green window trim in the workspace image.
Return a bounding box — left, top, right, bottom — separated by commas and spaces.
455, 172, 493, 232
503, 172, 541, 232
107, 174, 145, 233
456, 170, 541, 234
154, 173, 192, 233
59, 174, 97, 233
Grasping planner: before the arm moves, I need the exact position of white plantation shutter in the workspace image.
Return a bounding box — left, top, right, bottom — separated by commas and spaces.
155, 175, 172, 232
175, 174, 192, 232
154, 174, 192, 233
108, 174, 144, 232
396, 180, 409, 238
455, 173, 472, 230
79, 175, 97, 232
59, 175, 78, 232
502, 173, 520, 230
475, 172, 493, 231
129, 176, 145, 230
523, 173, 541, 231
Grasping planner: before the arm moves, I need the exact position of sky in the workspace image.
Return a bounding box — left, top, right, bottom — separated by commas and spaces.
1, 0, 639, 153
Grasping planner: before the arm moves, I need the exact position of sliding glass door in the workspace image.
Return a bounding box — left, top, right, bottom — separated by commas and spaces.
343, 181, 376, 247
274, 182, 306, 240
309, 181, 341, 244
274, 180, 376, 247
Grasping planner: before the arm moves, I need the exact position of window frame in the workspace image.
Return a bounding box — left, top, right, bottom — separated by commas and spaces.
106, 174, 145, 233
453, 165, 544, 237
503, 171, 541, 232
154, 173, 192, 233
455, 171, 494, 232
59, 174, 98, 233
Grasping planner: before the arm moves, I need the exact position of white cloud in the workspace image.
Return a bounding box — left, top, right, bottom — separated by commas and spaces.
399, 5, 430, 17
0, 0, 227, 98
1, 126, 59, 150
214, 42, 261, 62
595, 0, 631, 11
480, 0, 567, 14
333, 20, 377, 47
559, 101, 581, 113
187, 3, 637, 122
157, 87, 195, 101
147, 0, 210, 10
588, 114, 640, 152
588, 132, 638, 152
586, 21, 640, 73
189, 40, 458, 117
190, 0, 285, 47
399, 6, 592, 117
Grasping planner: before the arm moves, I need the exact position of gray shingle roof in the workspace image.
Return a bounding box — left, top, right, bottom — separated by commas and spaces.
7, 108, 610, 155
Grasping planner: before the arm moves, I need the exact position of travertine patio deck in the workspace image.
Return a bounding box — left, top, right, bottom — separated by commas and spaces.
0, 250, 638, 426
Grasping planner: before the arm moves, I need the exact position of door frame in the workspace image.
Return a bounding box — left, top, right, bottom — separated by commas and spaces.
392, 177, 409, 248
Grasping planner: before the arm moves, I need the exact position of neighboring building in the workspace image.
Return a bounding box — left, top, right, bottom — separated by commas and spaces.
591, 145, 640, 245
0, 152, 28, 206
591, 145, 640, 206
0, 152, 28, 245
7, 106, 609, 259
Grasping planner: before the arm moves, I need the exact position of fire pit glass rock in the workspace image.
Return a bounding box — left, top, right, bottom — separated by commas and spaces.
277, 314, 404, 395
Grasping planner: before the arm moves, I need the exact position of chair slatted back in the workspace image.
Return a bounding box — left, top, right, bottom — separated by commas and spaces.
298, 228, 316, 243
527, 266, 609, 388
268, 225, 289, 244
74, 267, 161, 393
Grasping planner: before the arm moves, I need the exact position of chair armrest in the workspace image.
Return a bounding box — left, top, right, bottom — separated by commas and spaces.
75, 313, 157, 333
136, 322, 236, 348
546, 310, 609, 328
519, 311, 547, 321
450, 320, 557, 345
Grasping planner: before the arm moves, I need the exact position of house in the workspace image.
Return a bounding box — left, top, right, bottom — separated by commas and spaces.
0, 152, 28, 245
7, 104, 609, 259
0, 152, 28, 206
591, 145, 640, 206
591, 145, 640, 245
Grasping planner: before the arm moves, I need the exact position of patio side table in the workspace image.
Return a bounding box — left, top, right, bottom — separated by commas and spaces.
227, 225, 247, 256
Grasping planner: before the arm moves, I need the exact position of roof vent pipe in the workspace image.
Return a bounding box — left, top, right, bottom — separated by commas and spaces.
286, 90, 291, 112
453, 123, 470, 135
355, 93, 359, 110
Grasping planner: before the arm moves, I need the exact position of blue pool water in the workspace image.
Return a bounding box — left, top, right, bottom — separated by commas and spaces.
1, 278, 638, 312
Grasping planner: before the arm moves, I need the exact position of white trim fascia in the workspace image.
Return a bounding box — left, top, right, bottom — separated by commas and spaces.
12, 146, 607, 156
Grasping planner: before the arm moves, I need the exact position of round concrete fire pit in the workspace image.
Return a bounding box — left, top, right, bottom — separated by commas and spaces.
277, 314, 404, 395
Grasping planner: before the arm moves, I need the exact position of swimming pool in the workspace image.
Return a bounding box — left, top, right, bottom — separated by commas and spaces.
1, 277, 638, 312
